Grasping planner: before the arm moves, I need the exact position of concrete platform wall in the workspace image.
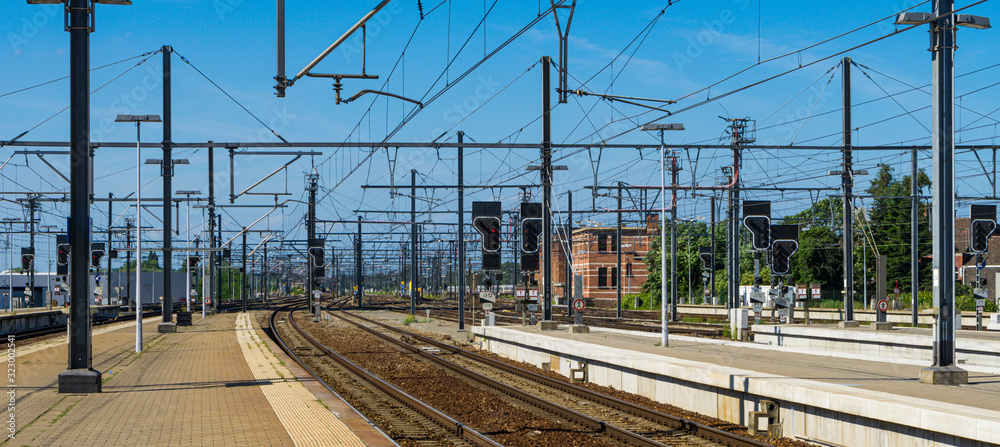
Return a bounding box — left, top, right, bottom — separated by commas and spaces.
0, 311, 65, 334
473, 327, 999, 447
752, 325, 1000, 368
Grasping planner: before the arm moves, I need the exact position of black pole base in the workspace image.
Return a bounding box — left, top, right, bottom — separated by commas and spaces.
57, 368, 101, 394
919, 366, 968, 386
157, 322, 177, 333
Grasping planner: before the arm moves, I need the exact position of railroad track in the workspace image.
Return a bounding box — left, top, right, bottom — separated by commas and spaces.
387, 304, 725, 337
4, 310, 163, 341
326, 309, 774, 447
270, 304, 500, 446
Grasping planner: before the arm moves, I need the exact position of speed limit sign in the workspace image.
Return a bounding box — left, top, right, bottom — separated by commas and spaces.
572, 298, 585, 311
877, 300, 889, 312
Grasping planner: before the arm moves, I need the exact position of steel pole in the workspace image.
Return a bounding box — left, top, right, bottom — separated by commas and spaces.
842, 56, 855, 322
185, 194, 191, 312
458, 131, 466, 330
59, 0, 101, 393
208, 145, 216, 313
241, 230, 247, 313
659, 133, 669, 347
912, 147, 919, 326
617, 183, 623, 317
542, 56, 553, 322
411, 169, 417, 315
160, 46, 175, 332
670, 156, 679, 321
135, 123, 143, 353
927, 0, 959, 376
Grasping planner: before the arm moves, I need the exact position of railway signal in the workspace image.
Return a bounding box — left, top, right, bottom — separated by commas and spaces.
472, 201, 502, 271
742, 201, 771, 250
520, 202, 542, 271
56, 235, 70, 276
20, 248, 34, 271
90, 243, 105, 270
970, 205, 996, 253
698, 246, 713, 270
188, 256, 201, 268
769, 225, 799, 275
308, 244, 325, 278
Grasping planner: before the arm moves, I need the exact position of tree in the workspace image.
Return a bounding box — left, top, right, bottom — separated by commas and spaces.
142, 252, 163, 272
864, 164, 931, 294
786, 198, 843, 297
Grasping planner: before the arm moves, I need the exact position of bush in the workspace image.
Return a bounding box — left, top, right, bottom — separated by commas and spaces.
403, 314, 416, 326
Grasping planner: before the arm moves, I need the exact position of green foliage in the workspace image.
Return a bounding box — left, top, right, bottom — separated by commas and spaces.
785, 198, 843, 294
638, 166, 931, 304
862, 164, 932, 294
403, 314, 416, 325
641, 221, 728, 306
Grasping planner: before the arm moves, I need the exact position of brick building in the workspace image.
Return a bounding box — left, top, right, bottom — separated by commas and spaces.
546, 215, 659, 308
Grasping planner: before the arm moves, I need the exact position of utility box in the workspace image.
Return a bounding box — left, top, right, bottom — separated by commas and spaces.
481, 313, 495, 327
730, 308, 748, 340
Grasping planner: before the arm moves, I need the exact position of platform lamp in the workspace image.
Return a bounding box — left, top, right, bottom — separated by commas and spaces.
640, 122, 684, 348
115, 114, 160, 353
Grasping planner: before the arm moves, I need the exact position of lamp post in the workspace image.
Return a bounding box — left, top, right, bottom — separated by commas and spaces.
115, 114, 160, 353
895, 2, 990, 386
641, 123, 684, 348
177, 190, 201, 313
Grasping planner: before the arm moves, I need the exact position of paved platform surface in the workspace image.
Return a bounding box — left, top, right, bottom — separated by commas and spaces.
519, 324, 1000, 411
364, 309, 1000, 412
4, 311, 393, 447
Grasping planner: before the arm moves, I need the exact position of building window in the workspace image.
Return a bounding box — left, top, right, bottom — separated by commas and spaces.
598, 267, 608, 287
611, 267, 618, 287
610, 234, 618, 252
598, 234, 608, 252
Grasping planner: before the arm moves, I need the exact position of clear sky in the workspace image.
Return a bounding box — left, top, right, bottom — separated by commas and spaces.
1, 0, 999, 272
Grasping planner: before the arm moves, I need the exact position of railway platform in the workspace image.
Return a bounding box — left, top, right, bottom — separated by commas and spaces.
473, 323, 1000, 446
6, 311, 393, 447
368, 309, 999, 447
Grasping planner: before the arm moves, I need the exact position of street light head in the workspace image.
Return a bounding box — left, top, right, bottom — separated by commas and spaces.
115, 114, 161, 123
94, 0, 132, 5
894, 12, 932, 25
26, 0, 62, 4
144, 159, 162, 165
957, 14, 991, 29
176, 190, 201, 195
641, 123, 685, 131
172, 159, 190, 165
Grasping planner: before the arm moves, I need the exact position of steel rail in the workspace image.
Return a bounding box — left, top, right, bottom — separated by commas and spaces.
340, 309, 775, 447
280, 305, 501, 447
331, 310, 675, 447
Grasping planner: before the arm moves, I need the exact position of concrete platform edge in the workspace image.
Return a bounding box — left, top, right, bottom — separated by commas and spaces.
473, 326, 1000, 446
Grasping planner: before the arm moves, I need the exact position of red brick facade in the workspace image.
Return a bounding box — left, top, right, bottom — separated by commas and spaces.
545, 215, 659, 308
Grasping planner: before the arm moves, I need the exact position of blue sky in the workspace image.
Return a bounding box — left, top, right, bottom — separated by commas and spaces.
2, 0, 999, 271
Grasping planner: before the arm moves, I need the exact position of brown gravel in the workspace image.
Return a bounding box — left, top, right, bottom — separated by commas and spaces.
370, 314, 813, 447
297, 314, 621, 447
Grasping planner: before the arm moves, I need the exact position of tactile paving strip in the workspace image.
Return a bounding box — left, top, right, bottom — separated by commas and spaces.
236, 312, 367, 447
